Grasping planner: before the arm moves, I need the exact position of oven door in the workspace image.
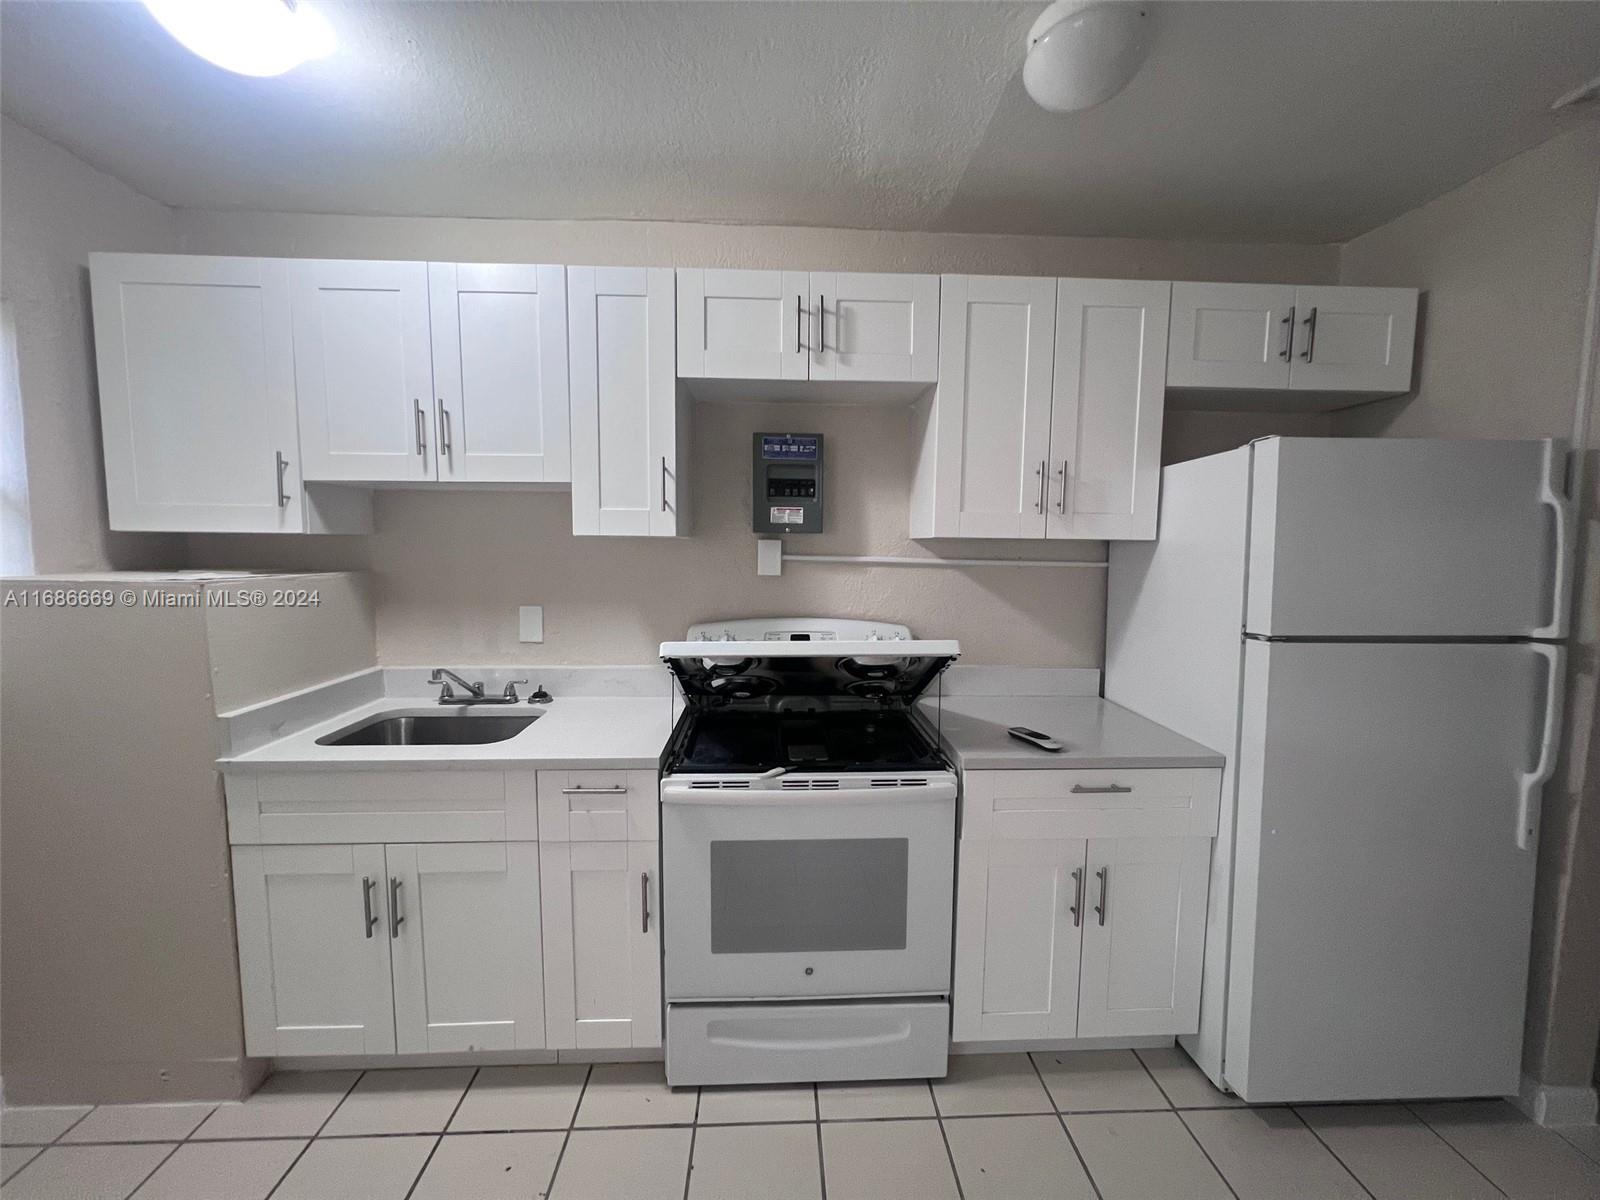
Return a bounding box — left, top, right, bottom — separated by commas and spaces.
661, 776, 957, 1002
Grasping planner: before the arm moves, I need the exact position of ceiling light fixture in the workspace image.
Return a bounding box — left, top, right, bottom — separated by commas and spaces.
1024, 0, 1151, 113
141, 0, 335, 77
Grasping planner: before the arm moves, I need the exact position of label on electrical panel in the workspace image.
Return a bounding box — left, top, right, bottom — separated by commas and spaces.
769, 506, 806, 525
761, 435, 819, 462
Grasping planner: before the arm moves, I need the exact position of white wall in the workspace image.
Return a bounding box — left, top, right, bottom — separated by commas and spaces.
173, 207, 1337, 667
1340, 126, 1600, 1099
0, 116, 183, 571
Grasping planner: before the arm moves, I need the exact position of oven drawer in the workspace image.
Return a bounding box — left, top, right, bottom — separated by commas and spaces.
536, 770, 658, 841
666, 1000, 949, 1086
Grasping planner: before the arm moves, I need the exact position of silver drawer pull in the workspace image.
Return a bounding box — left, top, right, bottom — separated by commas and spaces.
561, 785, 629, 795
1071, 783, 1132, 794
389, 876, 404, 939
1069, 866, 1084, 927
361, 875, 377, 939
1095, 866, 1109, 926
641, 872, 651, 934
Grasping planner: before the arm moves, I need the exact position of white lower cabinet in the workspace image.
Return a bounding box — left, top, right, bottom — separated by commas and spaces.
539, 841, 662, 1049
232, 841, 545, 1057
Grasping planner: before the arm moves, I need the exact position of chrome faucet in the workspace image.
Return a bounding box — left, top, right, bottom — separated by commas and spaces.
429, 668, 486, 704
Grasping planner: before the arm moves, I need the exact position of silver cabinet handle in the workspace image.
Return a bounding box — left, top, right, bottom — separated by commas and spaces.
274, 451, 290, 508
1071, 783, 1132, 794
1279, 306, 1296, 361
1034, 460, 1046, 513
361, 875, 377, 939
1070, 866, 1084, 928
1095, 866, 1109, 926
641, 871, 651, 934
389, 876, 404, 939
1056, 462, 1068, 515
1299, 307, 1318, 362
438, 404, 452, 463
561, 785, 629, 795
817, 294, 825, 354
661, 457, 669, 512
414, 400, 427, 456
797, 294, 803, 354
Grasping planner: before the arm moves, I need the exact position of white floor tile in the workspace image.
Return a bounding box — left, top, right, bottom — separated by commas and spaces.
129, 1139, 305, 1200
689, 1123, 820, 1200
1555, 1122, 1600, 1166
270, 1136, 433, 1200
1182, 1107, 1367, 1199
817, 1080, 935, 1121
696, 1084, 814, 1125
551, 1127, 691, 1200
0, 1108, 91, 1146
1032, 1049, 1170, 1112
0, 1144, 173, 1200
1413, 1100, 1600, 1200
0, 1148, 41, 1186
60, 1105, 214, 1145
943, 1114, 1096, 1200
319, 1068, 473, 1137
574, 1063, 696, 1127
410, 1132, 563, 1200
820, 1120, 960, 1200
449, 1065, 589, 1133
1136, 1046, 1246, 1108
932, 1054, 1053, 1117
1066, 1111, 1233, 1200
1297, 1104, 1501, 1200
191, 1071, 358, 1140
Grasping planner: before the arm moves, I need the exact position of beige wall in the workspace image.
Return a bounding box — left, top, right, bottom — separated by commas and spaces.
1340, 127, 1600, 1097
0, 116, 183, 572
173, 207, 1336, 668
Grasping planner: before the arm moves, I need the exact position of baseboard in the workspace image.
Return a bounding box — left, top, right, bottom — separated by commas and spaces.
0, 1055, 264, 1105
952, 1035, 1173, 1055
274, 1047, 664, 1072
1515, 1074, 1599, 1126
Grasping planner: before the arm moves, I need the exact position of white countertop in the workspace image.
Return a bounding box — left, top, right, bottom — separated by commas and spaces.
219, 694, 676, 772
918, 695, 1223, 770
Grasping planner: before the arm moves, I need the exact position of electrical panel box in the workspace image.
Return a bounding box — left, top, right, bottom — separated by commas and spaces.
752, 432, 823, 534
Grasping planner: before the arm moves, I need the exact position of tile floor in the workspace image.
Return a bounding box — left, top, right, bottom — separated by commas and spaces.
4, 1049, 1600, 1199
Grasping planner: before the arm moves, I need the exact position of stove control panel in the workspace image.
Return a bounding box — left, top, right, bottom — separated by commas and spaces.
686, 618, 915, 643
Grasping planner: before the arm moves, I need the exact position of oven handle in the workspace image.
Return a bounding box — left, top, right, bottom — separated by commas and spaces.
661, 783, 957, 807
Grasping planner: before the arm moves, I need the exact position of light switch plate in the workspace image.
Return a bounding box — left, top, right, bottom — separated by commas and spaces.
519, 605, 544, 643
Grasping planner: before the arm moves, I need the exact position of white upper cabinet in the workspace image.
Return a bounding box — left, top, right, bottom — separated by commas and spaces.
568, 266, 686, 536
91, 254, 312, 533
677, 269, 808, 381
918, 274, 1057, 538
292, 259, 436, 483
677, 268, 938, 385
811, 272, 939, 383
1169, 282, 1417, 398
428, 263, 570, 484
1048, 279, 1170, 541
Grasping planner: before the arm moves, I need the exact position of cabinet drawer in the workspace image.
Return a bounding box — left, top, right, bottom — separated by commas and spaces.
537, 770, 658, 841
962, 768, 1220, 840
226, 770, 537, 844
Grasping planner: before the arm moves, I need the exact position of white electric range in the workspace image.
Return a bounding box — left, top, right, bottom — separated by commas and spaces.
658, 618, 959, 1086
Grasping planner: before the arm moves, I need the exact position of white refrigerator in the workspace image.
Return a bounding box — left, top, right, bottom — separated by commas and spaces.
1106, 437, 1571, 1103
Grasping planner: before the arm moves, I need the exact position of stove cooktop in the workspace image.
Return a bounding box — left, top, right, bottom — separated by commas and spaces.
668, 709, 946, 774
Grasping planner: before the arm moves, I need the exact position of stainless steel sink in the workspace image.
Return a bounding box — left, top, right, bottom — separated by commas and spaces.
317, 710, 541, 747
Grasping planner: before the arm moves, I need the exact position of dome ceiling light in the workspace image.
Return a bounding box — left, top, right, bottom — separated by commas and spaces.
141, 0, 335, 78
1023, 0, 1152, 114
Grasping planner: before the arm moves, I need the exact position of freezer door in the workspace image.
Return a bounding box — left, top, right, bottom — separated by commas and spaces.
1246, 438, 1569, 637
1225, 641, 1549, 1103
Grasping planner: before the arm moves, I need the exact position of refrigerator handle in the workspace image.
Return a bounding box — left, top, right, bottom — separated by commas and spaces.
1530, 439, 1572, 639
1517, 643, 1566, 851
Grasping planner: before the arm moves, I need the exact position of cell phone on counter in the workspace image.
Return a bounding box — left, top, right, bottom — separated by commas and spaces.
1008, 726, 1065, 752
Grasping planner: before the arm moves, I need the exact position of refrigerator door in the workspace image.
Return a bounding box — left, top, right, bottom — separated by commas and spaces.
1225, 640, 1552, 1103
1246, 438, 1569, 637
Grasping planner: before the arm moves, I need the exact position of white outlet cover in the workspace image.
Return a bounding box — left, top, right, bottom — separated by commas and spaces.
519, 605, 544, 643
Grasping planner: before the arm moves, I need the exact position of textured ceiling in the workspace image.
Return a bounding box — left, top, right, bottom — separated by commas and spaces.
2, 1, 1597, 243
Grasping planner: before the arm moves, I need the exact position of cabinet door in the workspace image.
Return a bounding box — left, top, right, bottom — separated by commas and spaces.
1289, 286, 1417, 395
1048, 279, 1170, 541
927, 275, 1056, 538
231, 844, 395, 1057
540, 841, 661, 1049
677, 269, 808, 380
428, 263, 570, 483
292, 259, 435, 482
569, 267, 684, 536
811, 272, 939, 383
1167, 282, 1295, 390
952, 838, 1085, 1042
90, 254, 305, 533
388, 842, 545, 1053
1077, 837, 1210, 1038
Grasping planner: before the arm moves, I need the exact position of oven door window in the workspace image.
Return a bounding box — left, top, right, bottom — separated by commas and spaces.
709, 838, 909, 954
